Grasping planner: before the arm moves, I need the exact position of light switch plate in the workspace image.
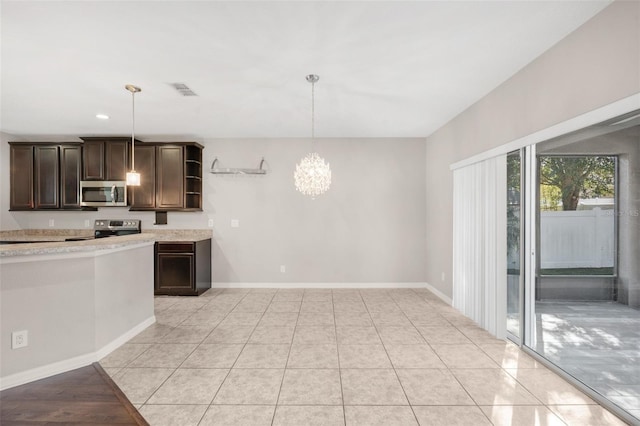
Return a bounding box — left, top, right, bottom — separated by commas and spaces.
231, 219, 239, 228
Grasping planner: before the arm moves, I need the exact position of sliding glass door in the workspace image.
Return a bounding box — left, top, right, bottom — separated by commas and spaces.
510, 109, 640, 424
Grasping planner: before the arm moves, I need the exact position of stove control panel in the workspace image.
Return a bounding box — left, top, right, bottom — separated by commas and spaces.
94, 219, 141, 231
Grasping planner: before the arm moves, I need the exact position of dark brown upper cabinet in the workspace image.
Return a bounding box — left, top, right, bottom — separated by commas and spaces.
156, 145, 184, 209
34, 145, 60, 209
8, 139, 202, 212
9, 142, 83, 210
129, 142, 203, 211
59, 145, 82, 209
9, 144, 34, 210
128, 144, 156, 209
81, 137, 129, 181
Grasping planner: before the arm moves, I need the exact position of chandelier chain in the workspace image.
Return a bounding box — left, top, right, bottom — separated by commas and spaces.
311, 78, 315, 140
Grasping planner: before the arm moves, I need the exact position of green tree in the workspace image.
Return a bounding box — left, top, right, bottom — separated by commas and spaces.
540, 184, 562, 211
539, 156, 615, 211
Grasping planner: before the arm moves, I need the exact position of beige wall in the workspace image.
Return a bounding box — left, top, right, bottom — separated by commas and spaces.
205, 138, 427, 284
0, 132, 23, 230
425, 1, 640, 298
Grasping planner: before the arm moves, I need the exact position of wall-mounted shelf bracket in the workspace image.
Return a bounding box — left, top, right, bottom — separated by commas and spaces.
210, 158, 267, 175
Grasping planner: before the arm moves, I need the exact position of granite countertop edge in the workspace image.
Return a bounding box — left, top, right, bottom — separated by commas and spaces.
0, 229, 213, 257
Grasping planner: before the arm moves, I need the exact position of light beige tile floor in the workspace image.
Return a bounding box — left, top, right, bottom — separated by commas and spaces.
104, 288, 630, 425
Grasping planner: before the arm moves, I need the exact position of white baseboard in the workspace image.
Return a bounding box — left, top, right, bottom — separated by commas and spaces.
212, 282, 428, 289
424, 282, 453, 305
95, 316, 156, 361
0, 352, 97, 391
0, 315, 156, 391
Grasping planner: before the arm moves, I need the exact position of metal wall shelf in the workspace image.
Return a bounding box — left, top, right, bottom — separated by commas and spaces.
210, 158, 266, 175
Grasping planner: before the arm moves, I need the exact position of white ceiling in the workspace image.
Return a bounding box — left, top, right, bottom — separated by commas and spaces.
1, 1, 611, 140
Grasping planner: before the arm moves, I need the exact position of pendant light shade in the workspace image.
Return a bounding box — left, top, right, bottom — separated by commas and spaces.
126, 170, 141, 186
125, 84, 141, 186
294, 74, 331, 199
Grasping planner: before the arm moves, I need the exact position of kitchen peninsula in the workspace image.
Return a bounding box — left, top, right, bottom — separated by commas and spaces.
0, 232, 156, 390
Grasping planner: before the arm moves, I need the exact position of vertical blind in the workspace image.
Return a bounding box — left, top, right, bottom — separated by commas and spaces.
452, 155, 507, 339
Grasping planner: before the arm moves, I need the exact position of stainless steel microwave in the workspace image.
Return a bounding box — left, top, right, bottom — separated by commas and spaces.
80, 181, 127, 207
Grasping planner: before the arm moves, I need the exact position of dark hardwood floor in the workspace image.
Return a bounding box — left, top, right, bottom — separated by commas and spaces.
0, 363, 148, 425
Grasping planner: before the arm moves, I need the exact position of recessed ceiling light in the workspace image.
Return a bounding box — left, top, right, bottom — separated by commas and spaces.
96, 114, 110, 120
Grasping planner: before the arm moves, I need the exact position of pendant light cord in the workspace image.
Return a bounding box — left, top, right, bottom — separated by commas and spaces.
131, 90, 136, 171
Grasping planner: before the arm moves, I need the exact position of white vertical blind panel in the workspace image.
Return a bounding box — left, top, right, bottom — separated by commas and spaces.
453, 155, 507, 338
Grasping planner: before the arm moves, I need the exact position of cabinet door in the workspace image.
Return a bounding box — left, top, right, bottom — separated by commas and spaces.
105, 140, 128, 181
83, 140, 105, 180
156, 145, 184, 209
9, 145, 34, 210
129, 145, 156, 208
34, 146, 60, 209
60, 145, 82, 209
156, 253, 194, 292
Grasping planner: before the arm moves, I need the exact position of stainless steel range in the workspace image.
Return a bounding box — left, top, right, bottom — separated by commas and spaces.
94, 219, 142, 238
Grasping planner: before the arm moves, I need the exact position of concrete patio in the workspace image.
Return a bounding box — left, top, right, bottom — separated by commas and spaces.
534, 300, 640, 421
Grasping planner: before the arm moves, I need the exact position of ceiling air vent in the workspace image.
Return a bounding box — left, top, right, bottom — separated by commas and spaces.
169, 82, 198, 97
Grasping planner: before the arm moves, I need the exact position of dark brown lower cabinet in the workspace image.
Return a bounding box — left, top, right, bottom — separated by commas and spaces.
154, 239, 211, 296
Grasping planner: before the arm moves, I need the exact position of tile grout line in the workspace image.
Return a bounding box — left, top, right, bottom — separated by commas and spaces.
109, 297, 216, 411
366, 289, 422, 425
408, 288, 496, 425
332, 288, 348, 426
271, 290, 303, 426
141, 290, 250, 418
193, 289, 259, 424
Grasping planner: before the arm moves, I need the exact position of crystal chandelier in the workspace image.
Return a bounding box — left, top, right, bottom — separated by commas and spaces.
125, 84, 141, 186
294, 74, 331, 199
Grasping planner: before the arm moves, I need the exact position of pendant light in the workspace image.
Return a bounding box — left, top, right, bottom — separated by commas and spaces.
125, 84, 141, 186
294, 74, 332, 199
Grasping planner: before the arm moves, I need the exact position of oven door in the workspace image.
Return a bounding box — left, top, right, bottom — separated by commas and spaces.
80, 181, 128, 206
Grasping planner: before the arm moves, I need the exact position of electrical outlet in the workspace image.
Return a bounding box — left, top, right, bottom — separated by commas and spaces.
84, 219, 91, 228
231, 219, 239, 228
208, 219, 214, 227
280, 265, 286, 273
441, 272, 445, 282
48, 219, 55, 227
12, 330, 28, 349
